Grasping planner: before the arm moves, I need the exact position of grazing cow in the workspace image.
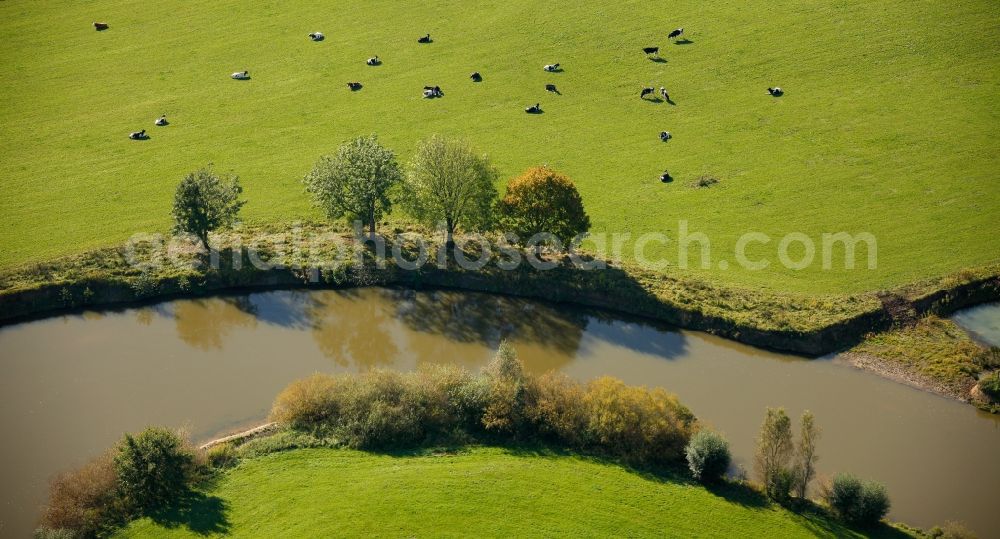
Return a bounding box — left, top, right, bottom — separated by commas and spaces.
525, 103, 542, 114
642, 46, 659, 55
154, 115, 168, 126
640, 87, 655, 99
231, 71, 249, 80
470, 71, 482, 82
545, 83, 559, 94
418, 33, 431, 43
93, 22, 109, 31
767, 87, 784, 96
668, 28, 684, 40
660, 131, 672, 141
129, 129, 147, 140
660, 86, 670, 101
543, 63, 560, 72
308, 32, 324, 41
347, 82, 363, 91
367, 56, 381, 66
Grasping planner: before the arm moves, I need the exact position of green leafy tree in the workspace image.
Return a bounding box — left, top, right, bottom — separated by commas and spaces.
793, 410, 820, 499
754, 407, 794, 501
171, 168, 245, 250
405, 135, 499, 248
497, 166, 591, 249
114, 427, 198, 511
303, 134, 402, 239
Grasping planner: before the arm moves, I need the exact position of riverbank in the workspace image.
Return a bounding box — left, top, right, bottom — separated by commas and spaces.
846, 316, 1000, 412
2, 223, 999, 356
113, 445, 921, 539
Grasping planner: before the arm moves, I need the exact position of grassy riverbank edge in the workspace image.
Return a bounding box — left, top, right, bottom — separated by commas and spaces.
114, 433, 922, 539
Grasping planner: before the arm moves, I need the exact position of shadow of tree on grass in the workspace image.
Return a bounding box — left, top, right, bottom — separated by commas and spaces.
145, 489, 231, 536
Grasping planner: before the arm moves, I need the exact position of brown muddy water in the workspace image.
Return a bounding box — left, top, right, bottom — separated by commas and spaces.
0, 288, 998, 537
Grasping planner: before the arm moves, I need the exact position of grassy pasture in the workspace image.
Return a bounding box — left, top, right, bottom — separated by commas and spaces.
115, 447, 914, 538
0, 0, 997, 293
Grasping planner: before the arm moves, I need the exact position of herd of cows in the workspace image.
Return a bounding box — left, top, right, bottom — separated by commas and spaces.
106, 21, 783, 182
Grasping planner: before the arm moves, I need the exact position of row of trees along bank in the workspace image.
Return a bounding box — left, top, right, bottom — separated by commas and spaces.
172, 134, 590, 252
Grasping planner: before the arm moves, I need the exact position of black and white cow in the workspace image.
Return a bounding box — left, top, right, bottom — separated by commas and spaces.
129, 129, 147, 140
366, 56, 381, 66
231, 71, 250, 80
470, 71, 482, 82
309, 32, 324, 41
640, 87, 656, 99
154, 115, 168, 126
525, 103, 542, 114
660, 131, 672, 142
642, 46, 659, 55
668, 28, 684, 40
543, 63, 560, 72
418, 34, 431, 43
767, 87, 784, 96
347, 82, 363, 91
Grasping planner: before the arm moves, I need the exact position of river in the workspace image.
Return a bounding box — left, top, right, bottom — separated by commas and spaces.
0, 289, 997, 537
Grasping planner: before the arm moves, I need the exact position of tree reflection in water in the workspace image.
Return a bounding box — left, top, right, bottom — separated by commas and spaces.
305, 289, 401, 369
171, 297, 258, 350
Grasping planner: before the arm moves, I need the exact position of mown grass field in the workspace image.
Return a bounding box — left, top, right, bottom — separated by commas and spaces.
115, 447, 914, 538
1, 0, 997, 293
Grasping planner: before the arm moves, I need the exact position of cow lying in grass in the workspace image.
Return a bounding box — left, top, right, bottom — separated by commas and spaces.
93, 22, 109, 31
129, 129, 148, 140
543, 63, 560, 72
767, 87, 784, 96
309, 32, 324, 41
347, 82, 362, 91
367, 56, 381, 66
470, 72, 482, 82
423, 85, 443, 98
525, 103, 542, 114
231, 71, 250, 80
418, 34, 431, 43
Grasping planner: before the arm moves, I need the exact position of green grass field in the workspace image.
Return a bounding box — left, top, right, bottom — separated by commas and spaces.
114, 447, 912, 538
1, 0, 997, 293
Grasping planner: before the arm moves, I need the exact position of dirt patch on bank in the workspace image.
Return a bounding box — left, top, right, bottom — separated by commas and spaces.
840, 352, 973, 402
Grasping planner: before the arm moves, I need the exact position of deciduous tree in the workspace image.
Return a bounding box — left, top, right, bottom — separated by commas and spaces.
405, 135, 498, 247
303, 134, 402, 239
171, 168, 245, 250
497, 166, 590, 249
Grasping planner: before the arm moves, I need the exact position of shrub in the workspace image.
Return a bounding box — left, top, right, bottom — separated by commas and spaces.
685, 430, 731, 482
582, 377, 695, 464
974, 347, 1000, 370
482, 341, 529, 434
267, 343, 696, 465
826, 473, 891, 526
270, 373, 350, 430
39, 451, 120, 537
979, 370, 1000, 400
526, 371, 589, 446
114, 427, 200, 511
